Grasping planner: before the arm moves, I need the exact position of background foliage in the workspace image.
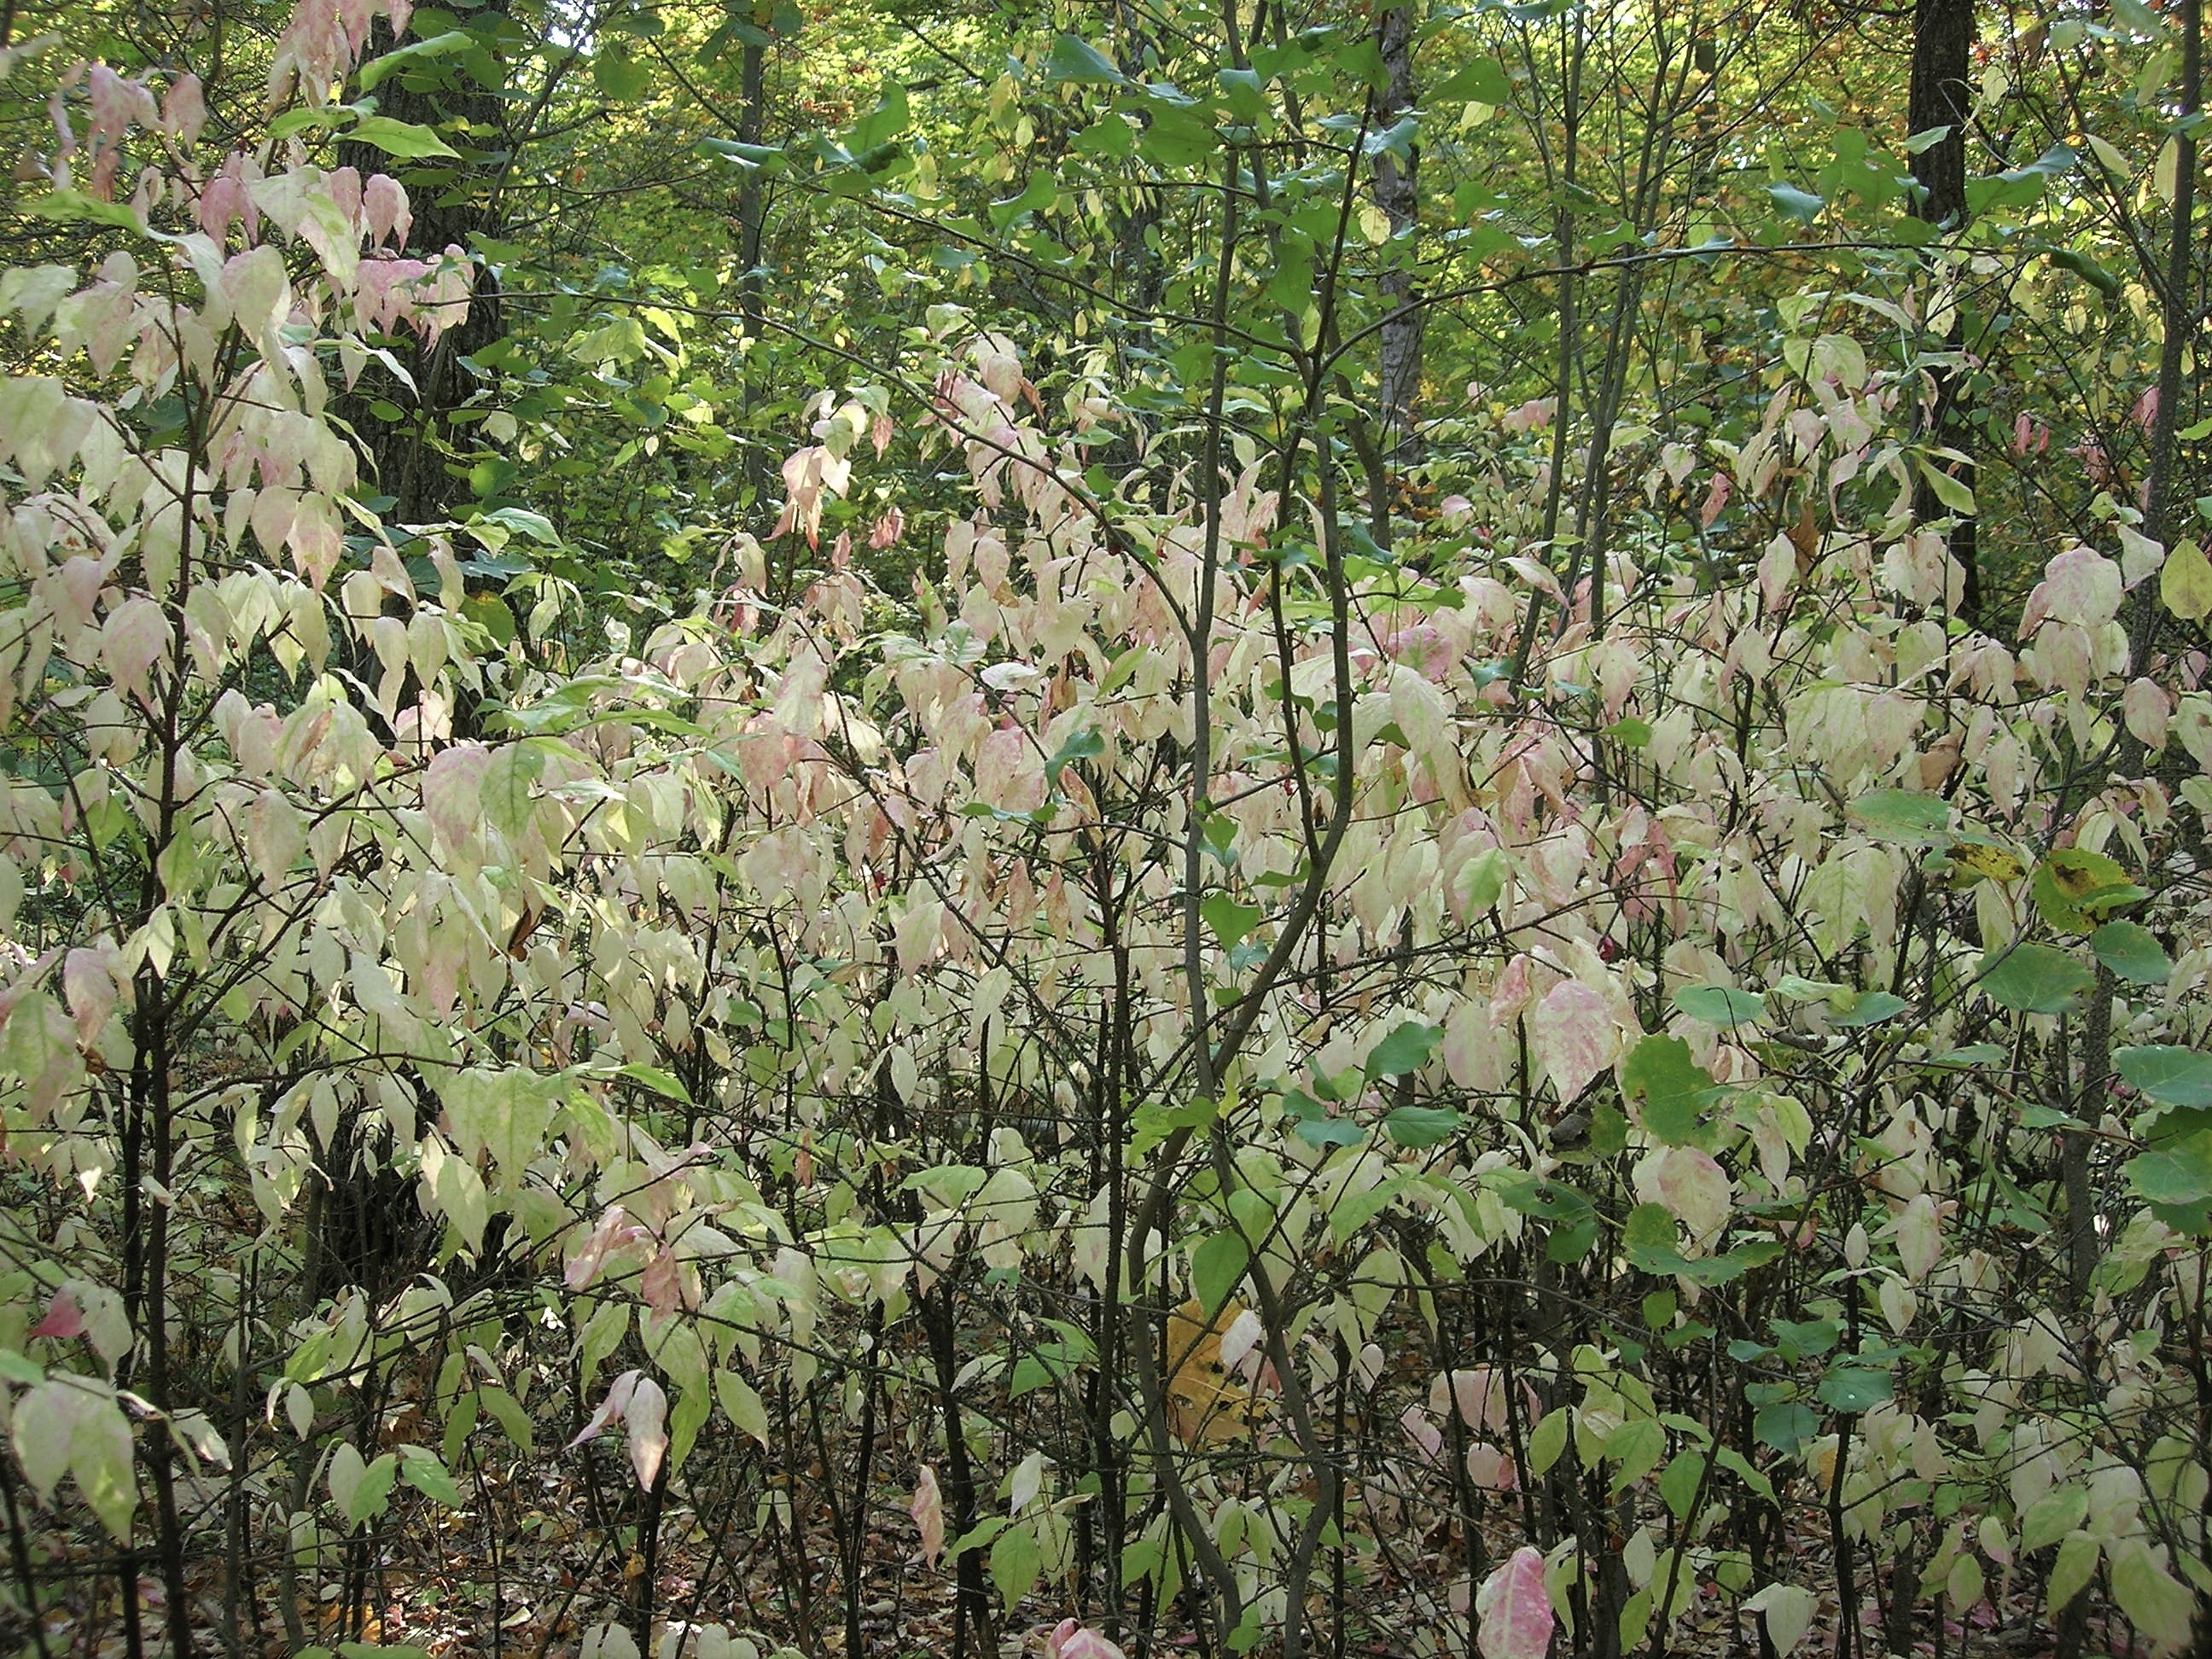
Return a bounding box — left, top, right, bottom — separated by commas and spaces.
3, 2, 2212, 1658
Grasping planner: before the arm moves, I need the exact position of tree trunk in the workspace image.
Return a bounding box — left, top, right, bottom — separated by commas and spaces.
1373, 3, 1423, 459
1907, 0, 1980, 624
340, 15, 509, 523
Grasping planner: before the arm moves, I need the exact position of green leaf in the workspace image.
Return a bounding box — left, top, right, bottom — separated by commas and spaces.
1846, 789, 1952, 845
1753, 1402, 1818, 1454
2125, 1132, 2212, 1207
25, 189, 145, 230
2046, 247, 2120, 296
699, 137, 789, 174
1771, 1318, 1839, 1359
1045, 725, 1103, 787
1659, 1450, 1707, 1519
1043, 35, 1124, 84
71, 1394, 137, 1541
271, 106, 349, 141
476, 1385, 534, 1454
478, 742, 545, 841
1365, 1020, 1442, 1080
1917, 457, 1976, 515
2019, 1486, 2087, 1554
344, 1452, 399, 1526
716, 1368, 769, 1447
990, 1521, 1042, 1612
2047, 1533, 2098, 1618
346, 116, 462, 160
1831, 991, 1910, 1028
2032, 848, 2145, 934
2109, 1538, 2197, 1657
358, 31, 475, 90
1459, 847, 1510, 916
1202, 893, 1264, 952
1815, 1366, 1891, 1413
1604, 1418, 1667, 1491
616, 1063, 692, 1104
460, 592, 516, 648
1621, 1035, 1715, 1145
1976, 944, 2096, 1015
1381, 1105, 1461, 1149
1713, 1446, 1777, 1506
2117, 1045, 2212, 1107
1672, 986, 1767, 1026
1433, 58, 1511, 103
1528, 1408, 1571, 1475
397, 1447, 463, 1507
1191, 1231, 1249, 1318
593, 42, 653, 99
1768, 183, 1824, 224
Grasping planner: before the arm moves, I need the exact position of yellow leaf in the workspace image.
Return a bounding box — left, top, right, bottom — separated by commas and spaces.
2161, 539, 2212, 620
1165, 1300, 1263, 1444
1947, 841, 2025, 886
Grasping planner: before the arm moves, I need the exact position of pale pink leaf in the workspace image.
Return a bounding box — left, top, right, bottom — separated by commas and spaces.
568, 1368, 639, 1451
625, 1376, 667, 1490
1400, 1404, 1443, 1465
1895, 1193, 1941, 1284
1477, 1545, 1555, 1659
911, 1465, 944, 1565
63, 948, 115, 1049
1530, 981, 1611, 1103
1465, 1441, 1518, 1491
1699, 471, 1731, 527
2125, 678, 2171, 752
1046, 1621, 1126, 1659
563, 1206, 635, 1291
1655, 1147, 1732, 1239
29, 1287, 84, 1341
2022, 546, 2121, 637
101, 597, 170, 704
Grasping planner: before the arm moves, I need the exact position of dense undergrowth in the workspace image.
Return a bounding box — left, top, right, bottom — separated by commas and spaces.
3, 4, 2212, 1659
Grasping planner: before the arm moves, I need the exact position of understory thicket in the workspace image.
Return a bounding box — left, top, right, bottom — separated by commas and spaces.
4, 3, 2212, 1659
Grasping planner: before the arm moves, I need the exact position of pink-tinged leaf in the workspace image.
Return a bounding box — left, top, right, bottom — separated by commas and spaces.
2021, 546, 2122, 637
62, 948, 115, 1049
2124, 678, 2171, 752
1655, 1147, 1732, 1239
1758, 532, 1798, 614
29, 1287, 84, 1341
911, 1465, 944, 1565
245, 789, 306, 882
423, 742, 490, 855
1045, 1620, 1126, 1659
1699, 471, 1731, 527
625, 1376, 667, 1491
1431, 1365, 1535, 1435
893, 899, 944, 980
1465, 1441, 1518, 1492
563, 1206, 637, 1291
101, 597, 171, 705
1488, 954, 1535, 1025
287, 493, 343, 589
568, 1368, 639, 1451
160, 73, 206, 146
1530, 981, 1613, 1103
638, 1250, 681, 1321
1895, 1192, 1941, 1284
1217, 1307, 1265, 1377
1400, 1404, 1443, 1465
363, 173, 411, 248
1477, 1545, 1554, 1659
